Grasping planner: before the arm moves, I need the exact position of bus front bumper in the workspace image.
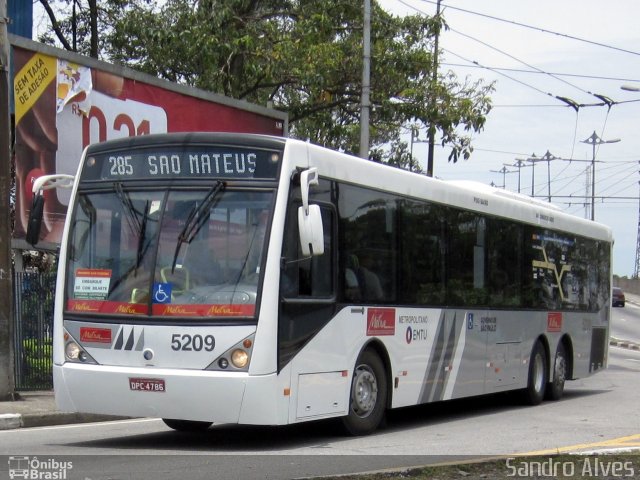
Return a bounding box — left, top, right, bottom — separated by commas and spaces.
53, 363, 282, 425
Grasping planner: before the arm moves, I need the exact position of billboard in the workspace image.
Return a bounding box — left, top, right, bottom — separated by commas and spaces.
11, 36, 287, 246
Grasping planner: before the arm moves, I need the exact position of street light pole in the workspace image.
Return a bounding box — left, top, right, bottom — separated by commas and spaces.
580, 131, 620, 221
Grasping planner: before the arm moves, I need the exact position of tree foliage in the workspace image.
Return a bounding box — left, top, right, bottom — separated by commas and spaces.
37, 0, 494, 169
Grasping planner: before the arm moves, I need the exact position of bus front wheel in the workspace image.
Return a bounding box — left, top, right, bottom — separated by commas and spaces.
523, 341, 547, 405
342, 349, 387, 436
546, 342, 567, 401
162, 418, 212, 432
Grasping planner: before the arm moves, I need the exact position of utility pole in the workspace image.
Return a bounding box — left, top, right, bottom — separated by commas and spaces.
585, 165, 591, 219
426, 0, 441, 177
581, 131, 620, 221
506, 159, 531, 194
635, 179, 640, 278
359, 0, 371, 159
409, 125, 418, 172
0, 0, 16, 400
540, 150, 558, 202
490, 166, 515, 190
525, 153, 539, 197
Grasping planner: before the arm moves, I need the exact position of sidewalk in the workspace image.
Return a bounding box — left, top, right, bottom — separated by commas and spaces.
0, 391, 124, 430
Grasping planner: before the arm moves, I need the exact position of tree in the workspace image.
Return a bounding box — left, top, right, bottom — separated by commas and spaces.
37, 0, 494, 168
37, 0, 126, 58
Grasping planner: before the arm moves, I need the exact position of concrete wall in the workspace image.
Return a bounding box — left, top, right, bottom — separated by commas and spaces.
614, 276, 640, 295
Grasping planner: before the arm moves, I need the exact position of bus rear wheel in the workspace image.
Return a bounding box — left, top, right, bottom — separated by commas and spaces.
162, 419, 212, 432
523, 341, 547, 405
341, 349, 387, 436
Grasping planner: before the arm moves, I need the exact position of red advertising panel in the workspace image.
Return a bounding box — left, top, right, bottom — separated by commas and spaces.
12, 40, 286, 245
366, 308, 396, 336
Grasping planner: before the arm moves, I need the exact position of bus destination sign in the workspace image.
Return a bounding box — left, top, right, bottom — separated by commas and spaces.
81, 147, 281, 181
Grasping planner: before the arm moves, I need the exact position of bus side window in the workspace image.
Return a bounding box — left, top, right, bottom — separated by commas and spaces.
281, 202, 333, 298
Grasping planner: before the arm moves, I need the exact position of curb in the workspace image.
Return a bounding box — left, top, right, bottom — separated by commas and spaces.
0, 414, 21, 430
0, 412, 128, 431
609, 338, 640, 351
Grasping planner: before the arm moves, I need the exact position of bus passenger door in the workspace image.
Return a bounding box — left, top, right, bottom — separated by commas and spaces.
278, 190, 337, 360
279, 198, 342, 419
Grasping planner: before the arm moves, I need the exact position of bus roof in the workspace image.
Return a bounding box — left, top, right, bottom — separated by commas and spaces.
297, 139, 613, 243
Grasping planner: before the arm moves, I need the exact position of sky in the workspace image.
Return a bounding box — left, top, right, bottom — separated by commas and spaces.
378, 0, 640, 277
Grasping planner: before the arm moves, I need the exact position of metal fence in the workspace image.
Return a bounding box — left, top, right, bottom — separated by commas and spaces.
13, 271, 56, 391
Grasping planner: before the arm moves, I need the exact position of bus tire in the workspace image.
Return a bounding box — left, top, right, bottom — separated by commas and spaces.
341, 349, 387, 436
162, 418, 212, 432
523, 340, 547, 405
546, 342, 567, 401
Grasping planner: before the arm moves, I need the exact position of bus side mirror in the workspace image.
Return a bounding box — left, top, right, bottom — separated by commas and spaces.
298, 168, 324, 257
25, 174, 75, 246
26, 194, 45, 246
298, 204, 324, 256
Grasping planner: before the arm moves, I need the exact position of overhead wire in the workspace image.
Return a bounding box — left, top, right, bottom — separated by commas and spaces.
447, 27, 600, 102
414, 0, 640, 56
390, 0, 639, 219
397, 0, 635, 105
444, 49, 562, 100
441, 63, 640, 83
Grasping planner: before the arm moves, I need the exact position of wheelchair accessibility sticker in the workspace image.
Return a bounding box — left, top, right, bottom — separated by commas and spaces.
153, 282, 172, 303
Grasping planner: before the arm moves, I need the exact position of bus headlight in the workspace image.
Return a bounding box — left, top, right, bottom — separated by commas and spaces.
206, 334, 255, 371
65, 341, 82, 360
231, 349, 249, 368
62, 329, 98, 364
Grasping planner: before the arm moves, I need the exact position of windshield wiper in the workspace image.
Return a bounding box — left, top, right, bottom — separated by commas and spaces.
171, 181, 225, 272
114, 183, 152, 271
115, 182, 142, 236
135, 200, 150, 271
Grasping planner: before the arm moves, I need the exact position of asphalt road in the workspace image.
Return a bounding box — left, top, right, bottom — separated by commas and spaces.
611, 299, 640, 345
1, 347, 639, 480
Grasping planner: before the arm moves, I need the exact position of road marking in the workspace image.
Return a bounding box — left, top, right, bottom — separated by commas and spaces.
515, 434, 640, 456
0, 418, 160, 434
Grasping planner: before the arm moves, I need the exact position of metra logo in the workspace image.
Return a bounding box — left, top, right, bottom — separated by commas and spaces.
366, 308, 395, 336
80, 327, 112, 344
161, 305, 197, 315
207, 305, 243, 315
547, 312, 562, 332
115, 304, 141, 314
70, 301, 99, 312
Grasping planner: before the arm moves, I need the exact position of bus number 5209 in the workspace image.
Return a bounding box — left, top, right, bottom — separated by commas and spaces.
171, 334, 215, 352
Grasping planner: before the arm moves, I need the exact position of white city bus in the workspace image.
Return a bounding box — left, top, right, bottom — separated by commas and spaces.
28, 132, 612, 435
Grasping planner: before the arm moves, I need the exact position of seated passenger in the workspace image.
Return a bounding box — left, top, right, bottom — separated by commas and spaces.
182, 239, 223, 287
347, 253, 384, 301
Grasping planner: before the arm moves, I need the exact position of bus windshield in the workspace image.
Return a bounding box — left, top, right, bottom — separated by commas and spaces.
65, 186, 273, 319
